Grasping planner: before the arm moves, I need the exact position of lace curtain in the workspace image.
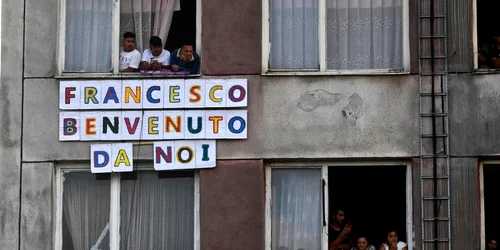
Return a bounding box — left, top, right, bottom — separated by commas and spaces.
63, 172, 111, 250
65, 0, 113, 72
271, 169, 322, 250
120, 0, 179, 52
327, 0, 403, 70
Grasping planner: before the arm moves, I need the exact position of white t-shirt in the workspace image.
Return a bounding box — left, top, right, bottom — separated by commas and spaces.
141, 48, 171, 66
119, 47, 141, 71
383, 242, 407, 250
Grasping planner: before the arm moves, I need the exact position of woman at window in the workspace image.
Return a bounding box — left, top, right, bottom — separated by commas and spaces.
379, 230, 407, 250
350, 236, 376, 250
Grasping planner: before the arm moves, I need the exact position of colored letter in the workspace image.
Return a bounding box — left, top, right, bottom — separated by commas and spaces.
155, 146, 172, 164
84, 87, 98, 104
147, 86, 161, 103
94, 151, 110, 168
103, 87, 119, 104
169, 86, 180, 103
103, 116, 119, 134
208, 116, 223, 134
124, 117, 140, 134
228, 116, 246, 133
86, 118, 96, 135
114, 149, 131, 167
228, 85, 246, 102
187, 117, 202, 134
165, 116, 182, 133
149, 117, 159, 134
189, 85, 201, 103
201, 144, 210, 161
209, 85, 223, 102
63, 118, 77, 135
177, 146, 194, 164
65, 87, 76, 104
125, 86, 141, 103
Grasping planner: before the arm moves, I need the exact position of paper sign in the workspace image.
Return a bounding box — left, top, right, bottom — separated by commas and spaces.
154, 141, 176, 171
163, 110, 185, 140
60, 81, 81, 110
225, 110, 247, 139
174, 140, 196, 169
100, 112, 122, 140
80, 81, 102, 110
184, 110, 206, 139
142, 111, 164, 140
184, 79, 205, 108
205, 79, 227, 108
59, 112, 81, 141
121, 111, 143, 141
226, 79, 248, 107
101, 80, 122, 109
122, 80, 143, 109
164, 79, 185, 109
91, 144, 113, 173
111, 143, 133, 172
205, 110, 226, 139
195, 140, 216, 168
142, 80, 164, 109
80, 112, 101, 141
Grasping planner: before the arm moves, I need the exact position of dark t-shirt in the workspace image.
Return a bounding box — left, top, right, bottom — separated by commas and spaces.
488, 46, 500, 68
328, 225, 349, 245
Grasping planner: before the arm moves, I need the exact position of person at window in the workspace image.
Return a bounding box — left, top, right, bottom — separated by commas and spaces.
350, 236, 376, 250
489, 33, 500, 69
119, 32, 141, 72
170, 43, 200, 74
487, 238, 498, 250
329, 207, 353, 250
379, 230, 407, 250
140, 36, 171, 71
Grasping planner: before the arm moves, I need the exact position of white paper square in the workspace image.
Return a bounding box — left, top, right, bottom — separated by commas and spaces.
121, 111, 144, 141
121, 80, 143, 109
205, 110, 227, 139
100, 80, 123, 109
226, 79, 248, 107
195, 140, 216, 169
80, 81, 102, 110
225, 110, 248, 139
154, 141, 176, 171
80, 112, 102, 141
174, 140, 196, 169
91, 144, 113, 173
59, 112, 81, 141
100, 112, 122, 141
184, 110, 206, 139
164, 79, 185, 109
111, 143, 134, 172
184, 79, 206, 108
163, 110, 185, 140
205, 79, 227, 108
59, 81, 81, 110
142, 80, 164, 109
141, 111, 164, 140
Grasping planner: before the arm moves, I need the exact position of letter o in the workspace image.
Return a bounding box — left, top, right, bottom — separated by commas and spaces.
177, 146, 194, 164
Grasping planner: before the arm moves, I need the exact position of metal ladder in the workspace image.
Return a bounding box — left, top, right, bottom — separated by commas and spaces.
418, 0, 451, 249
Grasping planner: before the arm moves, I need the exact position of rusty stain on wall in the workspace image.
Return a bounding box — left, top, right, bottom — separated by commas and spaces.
298, 89, 342, 111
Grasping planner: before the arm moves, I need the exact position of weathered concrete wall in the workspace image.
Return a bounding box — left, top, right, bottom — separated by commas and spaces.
0, 0, 24, 248
449, 74, 500, 156
20, 163, 53, 250
23, 75, 420, 161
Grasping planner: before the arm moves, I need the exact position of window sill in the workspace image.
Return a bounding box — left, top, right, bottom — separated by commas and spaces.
55, 72, 202, 79
261, 68, 410, 76
472, 68, 500, 75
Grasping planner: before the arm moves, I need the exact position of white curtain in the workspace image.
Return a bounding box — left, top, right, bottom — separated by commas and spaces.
327, 0, 403, 70
272, 169, 322, 250
269, 0, 319, 69
63, 172, 111, 250
65, 0, 113, 72
120, 0, 179, 52
120, 172, 194, 250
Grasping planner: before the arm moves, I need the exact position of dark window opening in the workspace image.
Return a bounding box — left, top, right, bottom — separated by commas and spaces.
483, 164, 500, 244
165, 0, 197, 52
476, 0, 500, 69
328, 166, 408, 248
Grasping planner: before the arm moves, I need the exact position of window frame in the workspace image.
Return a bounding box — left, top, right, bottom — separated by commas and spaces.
261, 0, 410, 75
54, 162, 201, 250
479, 160, 500, 250
57, 0, 202, 77
264, 161, 413, 250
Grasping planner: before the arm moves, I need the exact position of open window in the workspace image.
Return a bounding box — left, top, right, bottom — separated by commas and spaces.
481, 163, 500, 249
59, 0, 200, 75
265, 163, 412, 250
475, 0, 500, 70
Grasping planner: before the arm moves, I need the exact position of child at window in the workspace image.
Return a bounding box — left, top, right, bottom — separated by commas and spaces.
119, 32, 141, 72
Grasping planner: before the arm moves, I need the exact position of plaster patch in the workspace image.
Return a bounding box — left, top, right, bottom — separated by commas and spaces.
298, 89, 342, 111
342, 93, 363, 126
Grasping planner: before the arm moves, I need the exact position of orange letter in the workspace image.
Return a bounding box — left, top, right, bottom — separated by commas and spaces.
86, 118, 96, 135
189, 85, 201, 103
125, 86, 141, 103
208, 116, 223, 134
165, 116, 182, 133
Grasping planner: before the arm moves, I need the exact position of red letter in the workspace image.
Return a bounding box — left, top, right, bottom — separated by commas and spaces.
65, 87, 76, 104
124, 117, 140, 134
189, 85, 201, 103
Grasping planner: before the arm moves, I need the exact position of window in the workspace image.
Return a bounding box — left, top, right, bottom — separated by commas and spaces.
474, 0, 500, 70
55, 166, 199, 250
59, 0, 200, 75
265, 163, 412, 250
481, 163, 500, 249
262, 0, 410, 74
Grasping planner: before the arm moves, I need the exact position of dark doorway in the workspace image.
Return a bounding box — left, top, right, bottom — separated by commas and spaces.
483, 164, 500, 243
329, 165, 408, 248
165, 0, 197, 52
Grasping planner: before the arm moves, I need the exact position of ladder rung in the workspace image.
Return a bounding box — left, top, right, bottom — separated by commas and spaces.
421, 155, 449, 158
422, 196, 450, 200
423, 238, 451, 243
422, 217, 450, 221
421, 113, 448, 117
420, 35, 446, 39
421, 133, 448, 138
420, 72, 447, 76
419, 15, 446, 18
421, 176, 449, 179
421, 93, 447, 96
420, 55, 447, 59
